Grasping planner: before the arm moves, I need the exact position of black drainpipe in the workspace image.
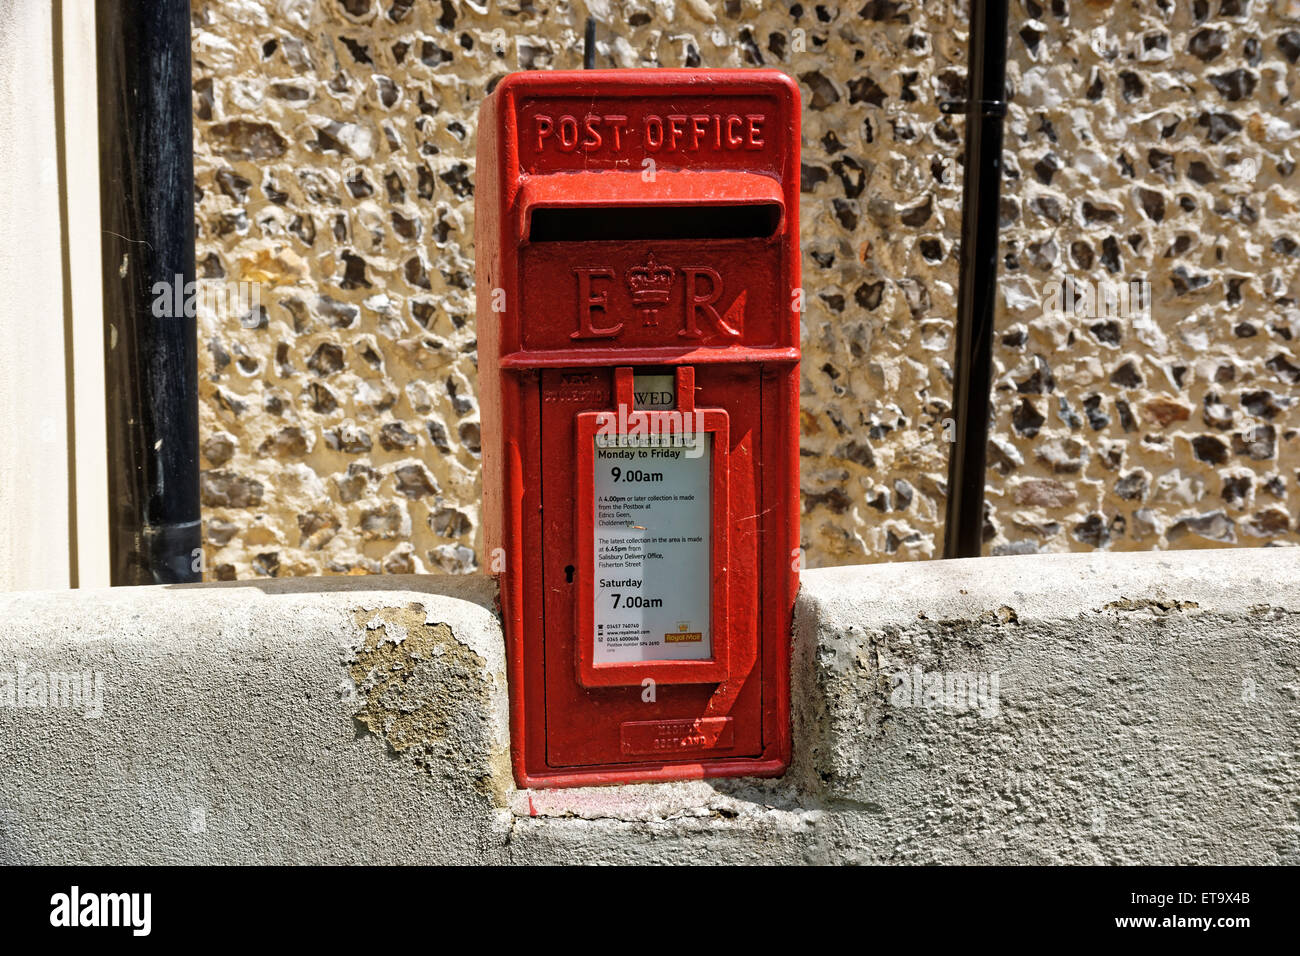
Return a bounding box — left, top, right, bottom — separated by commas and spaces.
584, 17, 597, 69
96, 0, 201, 585
941, 0, 1011, 559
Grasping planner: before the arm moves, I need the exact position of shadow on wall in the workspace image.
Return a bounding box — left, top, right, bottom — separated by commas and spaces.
164, 570, 499, 613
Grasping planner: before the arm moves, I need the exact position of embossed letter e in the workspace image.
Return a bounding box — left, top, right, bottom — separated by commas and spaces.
571, 268, 621, 339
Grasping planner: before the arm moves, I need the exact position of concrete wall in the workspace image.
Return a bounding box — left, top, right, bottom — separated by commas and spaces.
1, 546, 1295, 864
192, 0, 1300, 582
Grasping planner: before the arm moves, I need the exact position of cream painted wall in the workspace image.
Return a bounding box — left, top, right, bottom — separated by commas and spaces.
0, 0, 107, 591
61, 0, 109, 588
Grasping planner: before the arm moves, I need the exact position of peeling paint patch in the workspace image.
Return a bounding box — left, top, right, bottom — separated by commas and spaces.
1102, 598, 1200, 615
916, 605, 1020, 629
345, 604, 496, 788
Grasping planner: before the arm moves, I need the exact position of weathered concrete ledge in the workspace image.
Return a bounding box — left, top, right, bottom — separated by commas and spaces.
1, 549, 1296, 864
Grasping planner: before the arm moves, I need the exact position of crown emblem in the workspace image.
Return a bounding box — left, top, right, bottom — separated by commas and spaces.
625, 253, 674, 326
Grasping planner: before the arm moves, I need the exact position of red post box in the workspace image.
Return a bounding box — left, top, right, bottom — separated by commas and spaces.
476, 69, 800, 787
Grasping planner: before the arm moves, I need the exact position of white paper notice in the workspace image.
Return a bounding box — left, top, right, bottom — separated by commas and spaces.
593, 435, 712, 664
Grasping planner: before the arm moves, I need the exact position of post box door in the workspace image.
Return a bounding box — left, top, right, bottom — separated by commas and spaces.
539, 365, 763, 768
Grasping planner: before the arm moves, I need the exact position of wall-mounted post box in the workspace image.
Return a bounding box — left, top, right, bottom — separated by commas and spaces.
476, 69, 801, 787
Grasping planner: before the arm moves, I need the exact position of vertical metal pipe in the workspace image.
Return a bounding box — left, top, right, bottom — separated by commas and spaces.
942, 0, 1010, 559
583, 17, 596, 69
96, 0, 201, 584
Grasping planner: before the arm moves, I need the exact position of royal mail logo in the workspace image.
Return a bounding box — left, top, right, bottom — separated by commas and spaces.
664, 631, 703, 643
573, 252, 745, 341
